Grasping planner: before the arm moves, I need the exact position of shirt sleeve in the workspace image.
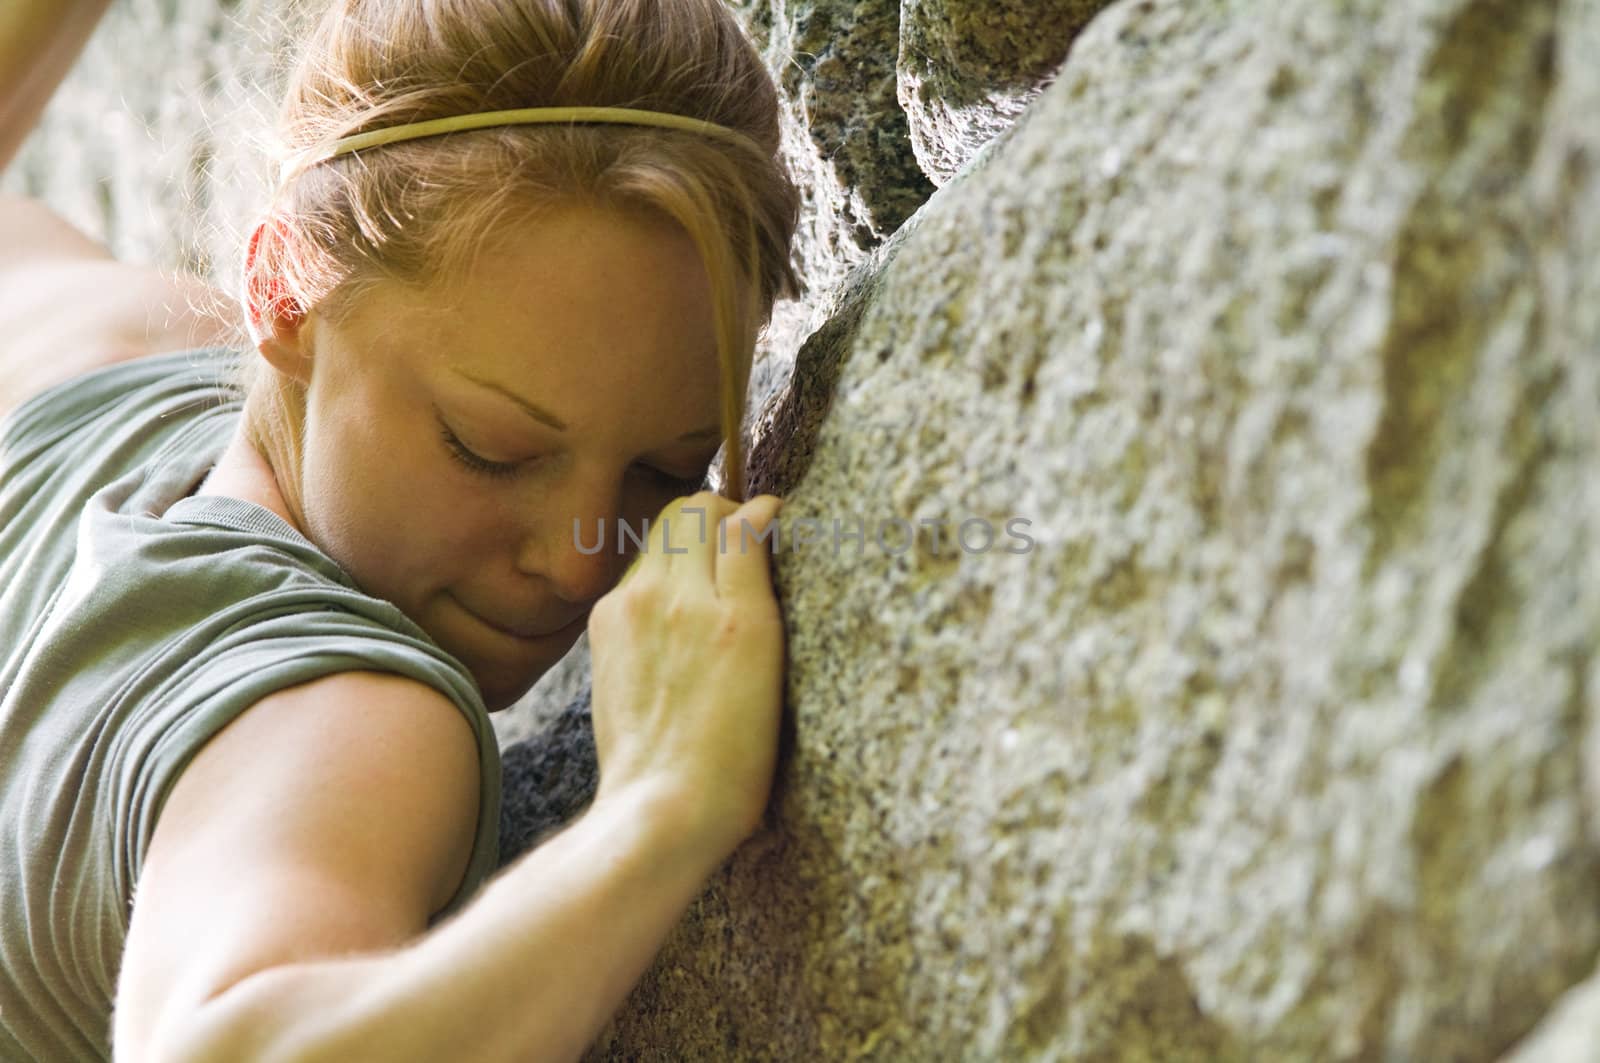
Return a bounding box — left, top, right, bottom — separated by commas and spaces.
111, 606, 503, 926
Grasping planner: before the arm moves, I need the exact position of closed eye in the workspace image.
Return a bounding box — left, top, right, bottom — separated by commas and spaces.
438, 412, 709, 491
644, 465, 708, 493
438, 420, 523, 480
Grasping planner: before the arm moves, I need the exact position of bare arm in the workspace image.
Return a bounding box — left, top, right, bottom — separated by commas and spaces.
165, 782, 726, 1063
0, 0, 114, 173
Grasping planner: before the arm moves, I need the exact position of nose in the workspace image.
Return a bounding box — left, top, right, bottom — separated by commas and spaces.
513, 473, 627, 608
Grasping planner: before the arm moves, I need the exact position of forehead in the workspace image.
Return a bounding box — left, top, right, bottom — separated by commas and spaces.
356, 202, 725, 426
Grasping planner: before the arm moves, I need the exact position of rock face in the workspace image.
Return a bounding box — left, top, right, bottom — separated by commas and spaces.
726, 0, 935, 436
587, 0, 1600, 1058
897, 0, 1111, 186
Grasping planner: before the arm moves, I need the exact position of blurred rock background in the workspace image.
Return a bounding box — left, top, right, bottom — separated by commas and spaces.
9, 0, 1600, 1059
2, 0, 287, 292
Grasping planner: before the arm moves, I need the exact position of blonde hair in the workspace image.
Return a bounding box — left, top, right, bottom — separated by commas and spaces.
239, 0, 802, 504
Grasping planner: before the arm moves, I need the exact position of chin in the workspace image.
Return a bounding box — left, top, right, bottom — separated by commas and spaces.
478, 665, 554, 714
474, 676, 518, 713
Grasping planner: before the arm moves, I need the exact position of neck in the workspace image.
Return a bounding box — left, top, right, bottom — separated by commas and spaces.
197, 385, 311, 539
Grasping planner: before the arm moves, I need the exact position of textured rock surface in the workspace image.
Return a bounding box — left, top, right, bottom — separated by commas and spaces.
897, 0, 1112, 186
727, 0, 934, 438
497, 689, 599, 864
590, 0, 1600, 1058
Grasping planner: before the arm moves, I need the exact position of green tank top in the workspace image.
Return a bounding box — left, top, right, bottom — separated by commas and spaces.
0, 347, 502, 1062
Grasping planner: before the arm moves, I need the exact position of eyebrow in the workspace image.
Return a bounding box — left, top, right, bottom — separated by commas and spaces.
451, 367, 721, 442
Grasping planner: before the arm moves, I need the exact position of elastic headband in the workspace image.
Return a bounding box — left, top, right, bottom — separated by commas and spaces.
276, 105, 763, 188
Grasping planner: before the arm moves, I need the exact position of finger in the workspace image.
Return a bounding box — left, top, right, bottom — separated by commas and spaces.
630, 491, 725, 585
670, 492, 740, 587
617, 493, 694, 589
714, 495, 783, 600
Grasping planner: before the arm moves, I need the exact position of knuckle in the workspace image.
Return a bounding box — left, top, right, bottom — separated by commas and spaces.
693, 489, 737, 514
617, 576, 665, 617
586, 604, 616, 642
590, 588, 626, 625
663, 592, 702, 625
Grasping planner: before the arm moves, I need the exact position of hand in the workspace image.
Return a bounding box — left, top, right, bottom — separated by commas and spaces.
586, 491, 787, 857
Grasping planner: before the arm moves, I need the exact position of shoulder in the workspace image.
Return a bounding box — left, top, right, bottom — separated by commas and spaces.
156, 670, 486, 918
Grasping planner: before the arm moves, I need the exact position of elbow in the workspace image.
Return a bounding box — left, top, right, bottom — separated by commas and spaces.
135, 965, 370, 1063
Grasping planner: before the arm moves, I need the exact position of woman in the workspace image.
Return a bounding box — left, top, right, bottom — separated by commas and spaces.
0, 0, 801, 1059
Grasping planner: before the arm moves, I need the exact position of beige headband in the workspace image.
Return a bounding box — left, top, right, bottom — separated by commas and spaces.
275, 105, 763, 188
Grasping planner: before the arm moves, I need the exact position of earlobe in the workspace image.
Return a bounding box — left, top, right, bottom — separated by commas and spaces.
252, 323, 314, 385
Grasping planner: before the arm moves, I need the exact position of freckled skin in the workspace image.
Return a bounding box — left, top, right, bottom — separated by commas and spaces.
206, 201, 729, 711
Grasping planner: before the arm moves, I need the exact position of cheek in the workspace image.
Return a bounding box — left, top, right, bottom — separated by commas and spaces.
369, 457, 503, 567
418, 478, 509, 558
302, 412, 485, 575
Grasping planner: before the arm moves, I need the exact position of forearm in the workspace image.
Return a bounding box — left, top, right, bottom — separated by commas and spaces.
0, 0, 113, 173
165, 783, 728, 1063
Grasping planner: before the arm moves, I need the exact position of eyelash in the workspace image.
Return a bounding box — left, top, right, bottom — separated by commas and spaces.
440, 422, 522, 480
437, 420, 707, 492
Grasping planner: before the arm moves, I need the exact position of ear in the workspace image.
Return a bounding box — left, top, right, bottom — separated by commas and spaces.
242, 218, 313, 384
